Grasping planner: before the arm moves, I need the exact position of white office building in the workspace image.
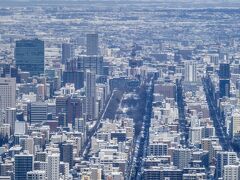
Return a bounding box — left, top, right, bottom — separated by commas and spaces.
47, 153, 60, 180
86, 70, 96, 120
184, 61, 197, 82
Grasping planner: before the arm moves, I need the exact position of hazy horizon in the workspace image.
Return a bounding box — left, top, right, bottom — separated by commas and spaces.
1, 0, 240, 9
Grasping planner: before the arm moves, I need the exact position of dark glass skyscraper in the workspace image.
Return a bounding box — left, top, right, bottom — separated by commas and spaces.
63, 71, 84, 89
86, 33, 98, 56
14, 154, 34, 180
63, 59, 84, 89
77, 55, 103, 75
219, 79, 230, 98
219, 63, 230, 79
15, 39, 44, 76
62, 43, 72, 64
67, 95, 86, 125
60, 143, 73, 169
219, 63, 230, 98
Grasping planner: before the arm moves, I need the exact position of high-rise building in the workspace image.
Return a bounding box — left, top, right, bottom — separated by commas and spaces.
219, 79, 230, 98
75, 118, 86, 134
224, 165, 240, 180
219, 63, 230, 79
75, 117, 86, 143
62, 43, 73, 64
5, 107, 16, 134
56, 94, 86, 126
14, 121, 26, 135
148, 143, 168, 156
60, 162, 69, 180
33, 161, 47, 176
189, 127, 202, 145
210, 54, 219, 65
0, 162, 13, 176
63, 71, 84, 89
19, 137, 34, 155
58, 113, 68, 127
47, 153, 60, 180
86, 70, 96, 120
216, 151, 238, 178
231, 110, 240, 137
62, 59, 84, 90
60, 143, 73, 169
27, 170, 46, 180
56, 96, 69, 115
67, 95, 86, 126
0, 78, 16, 125
0, 63, 20, 82
0, 78, 16, 110
184, 61, 197, 82
219, 63, 230, 98
14, 153, 34, 180
87, 33, 98, 55
0, 124, 10, 137
173, 148, 192, 170
77, 56, 103, 75
29, 102, 48, 124
15, 39, 44, 76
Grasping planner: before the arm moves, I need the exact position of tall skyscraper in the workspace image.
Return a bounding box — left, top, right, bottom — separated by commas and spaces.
219, 79, 230, 98
86, 70, 96, 120
63, 71, 84, 89
63, 60, 84, 89
47, 153, 60, 180
15, 39, 44, 76
14, 153, 34, 180
67, 95, 86, 127
0, 78, 16, 124
62, 43, 73, 64
219, 63, 230, 98
0, 78, 16, 109
87, 33, 99, 55
77, 56, 103, 75
231, 110, 240, 137
219, 63, 230, 79
75, 118, 86, 134
184, 61, 197, 82
5, 107, 16, 135
56, 96, 69, 115
60, 143, 73, 169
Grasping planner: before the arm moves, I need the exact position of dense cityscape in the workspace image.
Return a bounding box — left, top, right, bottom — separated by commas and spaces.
0, 0, 240, 179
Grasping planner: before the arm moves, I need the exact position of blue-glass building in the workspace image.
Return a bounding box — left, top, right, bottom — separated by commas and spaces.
14, 154, 34, 180
15, 39, 44, 76
219, 63, 230, 98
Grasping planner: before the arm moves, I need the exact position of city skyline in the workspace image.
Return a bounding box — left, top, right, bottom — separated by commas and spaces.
0, 0, 239, 180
